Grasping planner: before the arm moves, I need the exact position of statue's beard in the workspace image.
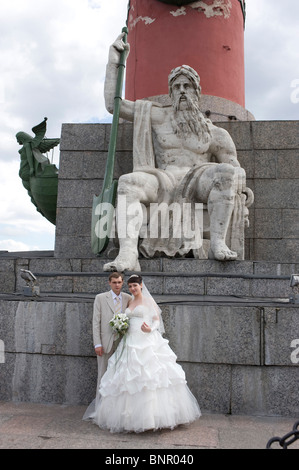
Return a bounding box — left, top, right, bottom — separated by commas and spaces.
171, 94, 211, 144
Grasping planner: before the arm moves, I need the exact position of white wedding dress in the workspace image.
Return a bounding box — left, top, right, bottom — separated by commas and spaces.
89, 305, 201, 433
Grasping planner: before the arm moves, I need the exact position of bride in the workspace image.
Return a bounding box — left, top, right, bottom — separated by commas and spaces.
84, 274, 201, 433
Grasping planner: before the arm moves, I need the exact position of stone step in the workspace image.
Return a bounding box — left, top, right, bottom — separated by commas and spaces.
30, 269, 291, 299
3, 253, 297, 298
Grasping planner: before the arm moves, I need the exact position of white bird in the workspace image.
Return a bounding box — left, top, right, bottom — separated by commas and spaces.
20, 269, 37, 286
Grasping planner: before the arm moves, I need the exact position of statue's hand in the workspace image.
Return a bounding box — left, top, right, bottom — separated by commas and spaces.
108, 32, 130, 65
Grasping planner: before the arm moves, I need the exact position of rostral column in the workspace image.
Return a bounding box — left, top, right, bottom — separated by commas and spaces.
125, 0, 253, 120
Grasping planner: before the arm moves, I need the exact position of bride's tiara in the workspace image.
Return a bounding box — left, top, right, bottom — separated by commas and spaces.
127, 274, 143, 284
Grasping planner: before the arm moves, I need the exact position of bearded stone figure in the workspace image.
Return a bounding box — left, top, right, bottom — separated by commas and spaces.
103, 34, 253, 272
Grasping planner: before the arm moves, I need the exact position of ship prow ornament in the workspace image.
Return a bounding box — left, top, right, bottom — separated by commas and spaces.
16, 118, 59, 225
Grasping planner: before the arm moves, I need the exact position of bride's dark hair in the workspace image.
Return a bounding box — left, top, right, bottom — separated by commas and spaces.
127, 274, 143, 285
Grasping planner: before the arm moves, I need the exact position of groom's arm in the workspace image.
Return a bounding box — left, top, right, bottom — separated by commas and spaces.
93, 295, 103, 355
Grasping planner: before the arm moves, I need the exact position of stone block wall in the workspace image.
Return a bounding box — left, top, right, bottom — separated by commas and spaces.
55, 120, 299, 262
165, 304, 299, 416
1, 298, 298, 416
55, 122, 133, 259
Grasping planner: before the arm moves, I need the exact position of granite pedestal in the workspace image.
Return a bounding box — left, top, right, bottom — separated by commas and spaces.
0, 120, 298, 417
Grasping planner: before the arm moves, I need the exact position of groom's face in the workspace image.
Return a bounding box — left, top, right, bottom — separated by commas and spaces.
109, 276, 124, 295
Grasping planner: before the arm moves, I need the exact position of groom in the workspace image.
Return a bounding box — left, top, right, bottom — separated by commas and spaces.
93, 272, 131, 399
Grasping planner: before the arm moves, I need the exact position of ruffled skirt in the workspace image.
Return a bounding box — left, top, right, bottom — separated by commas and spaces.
90, 319, 201, 433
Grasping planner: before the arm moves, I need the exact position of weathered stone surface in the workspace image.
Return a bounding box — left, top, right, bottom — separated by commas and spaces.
254, 239, 299, 264
164, 305, 261, 365
1, 301, 94, 356
0, 260, 15, 293
251, 278, 290, 298
54, 236, 93, 259
283, 210, 299, 239
3, 251, 297, 297
1, 298, 298, 415
231, 366, 299, 416
263, 307, 299, 365
57, 179, 102, 208
181, 362, 232, 414
254, 209, 283, 239
252, 121, 299, 150
55, 208, 92, 237
8, 353, 97, 405
58, 151, 133, 180
254, 180, 299, 209
218, 122, 253, 150
206, 277, 251, 297
60, 123, 107, 152
162, 258, 254, 274
276, 150, 299, 179
253, 150, 277, 179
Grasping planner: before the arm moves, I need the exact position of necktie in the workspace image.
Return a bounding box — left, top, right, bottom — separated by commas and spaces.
115, 296, 121, 315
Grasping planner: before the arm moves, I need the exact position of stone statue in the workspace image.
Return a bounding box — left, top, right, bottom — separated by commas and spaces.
103, 34, 253, 272
16, 118, 60, 225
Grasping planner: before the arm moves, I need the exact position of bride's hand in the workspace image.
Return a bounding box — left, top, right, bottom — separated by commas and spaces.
141, 322, 151, 333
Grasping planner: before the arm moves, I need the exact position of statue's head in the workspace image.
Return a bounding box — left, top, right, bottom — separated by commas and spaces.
168, 65, 201, 103
16, 132, 33, 145
168, 65, 210, 142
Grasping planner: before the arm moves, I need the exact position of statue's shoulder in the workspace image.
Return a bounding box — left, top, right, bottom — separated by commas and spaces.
209, 122, 232, 140
209, 123, 236, 153
146, 99, 168, 123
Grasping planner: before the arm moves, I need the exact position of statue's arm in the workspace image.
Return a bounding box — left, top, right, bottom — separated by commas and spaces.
210, 126, 240, 167
211, 126, 246, 193
104, 34, 134, 122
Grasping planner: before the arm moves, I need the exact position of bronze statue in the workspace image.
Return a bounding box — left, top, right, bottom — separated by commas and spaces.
16, 118, 60, 225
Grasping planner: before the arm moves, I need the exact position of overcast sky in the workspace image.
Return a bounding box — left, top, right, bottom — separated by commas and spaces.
0, 0, 298, 253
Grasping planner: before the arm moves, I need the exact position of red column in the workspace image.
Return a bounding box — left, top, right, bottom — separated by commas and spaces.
125, 0, 245, 107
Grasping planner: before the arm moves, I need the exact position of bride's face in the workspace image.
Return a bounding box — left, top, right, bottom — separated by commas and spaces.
128, 282, 142, 297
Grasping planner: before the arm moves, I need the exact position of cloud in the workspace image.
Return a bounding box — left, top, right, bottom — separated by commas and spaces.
0, 0, 128, 140
0, 0, 128, 252
0, 160, 55, 251
0, 239, 37, 252
245, 0, 299, 119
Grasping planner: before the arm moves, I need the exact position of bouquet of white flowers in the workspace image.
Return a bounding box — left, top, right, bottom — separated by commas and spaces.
110, 313, 130, 336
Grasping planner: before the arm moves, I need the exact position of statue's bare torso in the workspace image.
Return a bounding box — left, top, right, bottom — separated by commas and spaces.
152, 110, 212, 181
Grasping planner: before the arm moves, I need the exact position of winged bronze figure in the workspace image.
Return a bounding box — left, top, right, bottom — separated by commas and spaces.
16, 117, 59, 225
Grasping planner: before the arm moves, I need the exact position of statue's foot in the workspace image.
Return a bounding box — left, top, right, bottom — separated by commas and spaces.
103, 254, 141, 272
209, 242, 237, 261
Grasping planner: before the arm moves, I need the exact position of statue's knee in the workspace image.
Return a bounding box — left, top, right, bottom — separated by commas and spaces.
213, 164, 235, 191
217, 163, 235, 175
118, 173, 138, 194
